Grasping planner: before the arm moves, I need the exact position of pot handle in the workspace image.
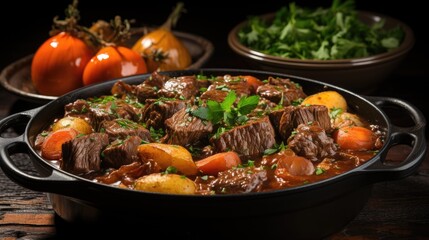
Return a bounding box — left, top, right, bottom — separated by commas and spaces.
359, 96, 427, 180
0, 109, 79, 193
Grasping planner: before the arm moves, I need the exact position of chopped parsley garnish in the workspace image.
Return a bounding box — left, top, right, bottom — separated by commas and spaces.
238, 0, 404, 60
117, 119, 139, 129
149, 127, 164, 142
191, 90, 260, 127
329, 107, 343, 119
196, 74, 207, 80
291, 98, 304, 106
264, 142, 286, 155
154, 97, 177, 106
90, 95, 118, 104
315, 167, 325, 175
163, 166, 178, 175
40, 131, 49, 137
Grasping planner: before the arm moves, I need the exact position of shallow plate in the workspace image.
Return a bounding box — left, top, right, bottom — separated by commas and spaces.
0, 29, 214, 104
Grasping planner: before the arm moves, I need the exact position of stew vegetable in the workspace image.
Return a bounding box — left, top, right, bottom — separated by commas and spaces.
34, 72, 384, 195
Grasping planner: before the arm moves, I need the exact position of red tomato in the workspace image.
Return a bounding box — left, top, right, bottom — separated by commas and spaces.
82, 46, 148, 86
333, 126, 377, 151
31, 32, 93, 96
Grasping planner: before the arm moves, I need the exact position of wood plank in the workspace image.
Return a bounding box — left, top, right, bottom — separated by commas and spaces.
0, 225, 55, 239
0, 213, 54, 225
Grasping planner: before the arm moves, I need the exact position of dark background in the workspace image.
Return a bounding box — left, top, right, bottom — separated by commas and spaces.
1, 0, 426, 71
1, 0, 428, 131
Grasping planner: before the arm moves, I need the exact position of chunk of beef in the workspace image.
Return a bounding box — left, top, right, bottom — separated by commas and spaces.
196, 77, 210, 90
164, 107, 213, 147
134, 84, 158, 102
92, 101, 141, 129
253, 98, 277, 114
142, 99, 186, 129
159, 76, 199, 100
134, 71, 170, 102
65, 97, 143, 130
200, 89, 228, 102
257, 77, 306, 106
99, 119, 152, 142
288, 122, 337, 161
201, 76, 253, 102
208, 167, 267, 194
211, 116, 276, 159
62, 133, 109, 174
220, 75, 252, 97
271, 105, 332, 140
268, 108, 285, 131
96, 161, 162, 186
64, 99, 93, 125
102, 136, 142, 169
111, 80, 136, 97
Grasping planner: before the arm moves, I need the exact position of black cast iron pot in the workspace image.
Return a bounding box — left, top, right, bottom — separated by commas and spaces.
0, 69, 426, 239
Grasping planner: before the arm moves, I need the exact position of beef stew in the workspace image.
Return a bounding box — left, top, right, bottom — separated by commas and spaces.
34, 71, 385, 195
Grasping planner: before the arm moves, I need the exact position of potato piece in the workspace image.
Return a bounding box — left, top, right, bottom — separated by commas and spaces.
52, 116, 93, 135
134, 173, 196, 195
301, 91, 347, 112
332, 112, 365, 129
137, 143, 198, 175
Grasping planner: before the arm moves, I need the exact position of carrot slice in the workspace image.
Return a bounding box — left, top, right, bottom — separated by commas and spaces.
195, 151, 241, 175
41, 128, 78, 160
333, 126, 377, 151
241, 75, 264, 93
